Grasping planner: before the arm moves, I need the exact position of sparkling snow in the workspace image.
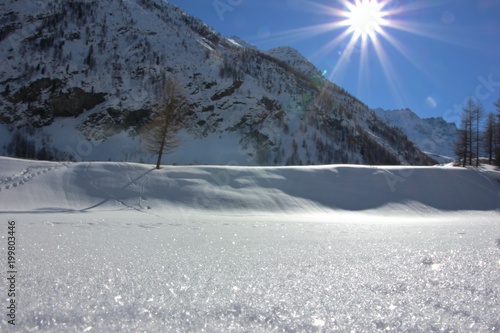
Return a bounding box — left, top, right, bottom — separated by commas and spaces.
0, 157, 499, 331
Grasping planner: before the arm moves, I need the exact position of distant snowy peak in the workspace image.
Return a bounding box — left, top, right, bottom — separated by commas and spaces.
266, 46, 322, 78
374, 108, 420, 123
374, 108, 458, 162
225, 36, 257, 49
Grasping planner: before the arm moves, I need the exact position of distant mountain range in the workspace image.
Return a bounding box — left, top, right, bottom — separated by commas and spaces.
373, 108, 458, 163
0, 0, 436, 166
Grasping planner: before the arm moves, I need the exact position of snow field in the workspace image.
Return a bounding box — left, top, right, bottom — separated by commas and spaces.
1, 212, 499, 332
0, 157, 499, 331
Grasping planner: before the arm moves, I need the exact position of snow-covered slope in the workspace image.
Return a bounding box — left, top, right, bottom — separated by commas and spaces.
0, 0, 434, 166
1, 157, 499, 332
374, 108, 458, 162
1, 157, 498, 214
226, 35, 257, 50
266, 46, 323, 79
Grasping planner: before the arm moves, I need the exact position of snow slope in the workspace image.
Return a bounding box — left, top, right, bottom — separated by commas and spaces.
1, 157, 499, 332
374, 108, 458, 162
267, 46, 323, 79
0, 157, 499, 214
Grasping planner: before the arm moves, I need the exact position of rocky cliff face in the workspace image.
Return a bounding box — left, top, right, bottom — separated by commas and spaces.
0, 0, 435, 166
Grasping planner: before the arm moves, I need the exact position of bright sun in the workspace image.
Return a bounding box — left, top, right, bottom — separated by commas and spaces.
345, 0, 387, 39
273, 0, 437, 106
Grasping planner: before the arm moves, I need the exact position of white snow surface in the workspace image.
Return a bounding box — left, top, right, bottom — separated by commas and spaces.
1, 157, 499, 332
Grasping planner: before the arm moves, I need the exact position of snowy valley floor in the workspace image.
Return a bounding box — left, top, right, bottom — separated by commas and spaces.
0, 157, 499, 332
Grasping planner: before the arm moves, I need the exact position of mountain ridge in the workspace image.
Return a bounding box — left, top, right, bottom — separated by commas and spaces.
373, 108, 457, 162
0, 0, 435, 166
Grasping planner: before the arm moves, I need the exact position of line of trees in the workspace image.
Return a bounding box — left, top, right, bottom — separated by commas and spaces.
455, 96, 500, 167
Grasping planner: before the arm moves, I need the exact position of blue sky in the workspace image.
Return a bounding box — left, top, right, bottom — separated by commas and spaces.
167, 0, 500, 122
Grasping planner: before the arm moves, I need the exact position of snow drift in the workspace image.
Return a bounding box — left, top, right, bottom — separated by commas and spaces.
1, 157, 498, 214
1, 157, 499, 332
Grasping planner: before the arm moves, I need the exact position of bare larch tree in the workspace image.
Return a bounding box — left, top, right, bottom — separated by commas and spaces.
483, 112, 497, 165
141, 76, 186, 169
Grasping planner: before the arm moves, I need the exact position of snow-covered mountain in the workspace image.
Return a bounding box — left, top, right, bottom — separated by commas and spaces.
266, 46, 322, 80
226, 35, 257, 50
373, 108, 458, 162
0, 0, 434, 166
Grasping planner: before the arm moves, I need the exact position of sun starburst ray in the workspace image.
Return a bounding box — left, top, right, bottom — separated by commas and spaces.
371, 37, 406, 106
254, 0, 463, 106
376, 29, 433, 81
310, 29, 354, 65
248, 21, 349, 47
387, 20, 490, 52
357, 35, 370, 93
330, 33, 360, 81
313, 0, 457, 105
376, 29, 458, 92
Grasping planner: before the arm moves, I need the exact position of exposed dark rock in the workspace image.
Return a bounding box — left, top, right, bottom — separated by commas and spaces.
0, 22, 21, 42
211, 80, 243, 101
65, 31, 80, 41
204, 81, 217, 89
260, 96, 281, 112
51, 88, 106, 117
202, 105, 215, 112
9, 78, 64, 104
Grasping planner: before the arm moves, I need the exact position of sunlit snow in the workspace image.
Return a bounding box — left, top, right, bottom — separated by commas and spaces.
0, 157, 499, 331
